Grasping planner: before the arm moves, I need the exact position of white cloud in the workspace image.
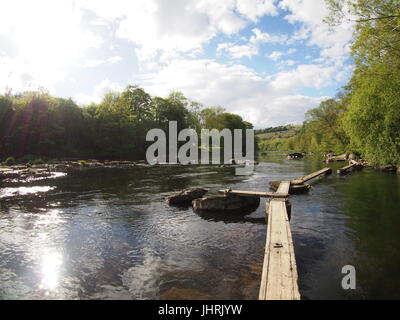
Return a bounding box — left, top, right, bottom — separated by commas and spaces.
279, 0, 354, 65
267, 51, 285, 61
79, 0, 272, 64
140, 58, 337, 128
79, 0, 282, 65
236, 0, 278, 21
74, 79, 123, 105
108, 56, 123, 64
0, 0, 353, 128
271, 64, 336, 92
278, 59, 296, 68
81, 56, 123, 68
217, 43, 258, 59
82, 59, 106, 68
250, 28, 288, 44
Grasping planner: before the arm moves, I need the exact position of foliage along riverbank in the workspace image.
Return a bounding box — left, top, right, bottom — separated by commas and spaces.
260, 1, 400, 167
0, 87, 255, 163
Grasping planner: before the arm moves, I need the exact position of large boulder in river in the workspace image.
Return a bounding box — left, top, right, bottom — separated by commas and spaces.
192, 194, 260, 212
165, 188, 208, 205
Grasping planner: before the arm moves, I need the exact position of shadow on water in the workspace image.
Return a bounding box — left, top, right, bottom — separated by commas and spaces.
193, 205, 263, 224
335, 170, 400, 299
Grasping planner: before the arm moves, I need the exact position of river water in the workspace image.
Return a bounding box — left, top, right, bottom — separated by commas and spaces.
0, 153, 399, 300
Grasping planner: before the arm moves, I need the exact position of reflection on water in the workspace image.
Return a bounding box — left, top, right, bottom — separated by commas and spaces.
40, 250, 62, 293
0, 186, 55, 199
0, 153, 400, 299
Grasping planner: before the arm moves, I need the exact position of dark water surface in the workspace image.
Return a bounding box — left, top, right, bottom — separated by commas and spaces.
1, 153, 399, 299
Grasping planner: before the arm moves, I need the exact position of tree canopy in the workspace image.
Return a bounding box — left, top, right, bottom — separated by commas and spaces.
260, 0, 400, 165
0, 87, 254, 161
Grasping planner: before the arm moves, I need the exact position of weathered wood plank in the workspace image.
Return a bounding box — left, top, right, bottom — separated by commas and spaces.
276, 181, 290, 195
291, 167, 332, 185
259, 197, 300, 300
218, 189, 288, 198
337, 163, 357, 175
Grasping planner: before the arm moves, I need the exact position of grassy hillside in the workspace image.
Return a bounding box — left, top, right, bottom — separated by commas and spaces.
256, 125, 302, 140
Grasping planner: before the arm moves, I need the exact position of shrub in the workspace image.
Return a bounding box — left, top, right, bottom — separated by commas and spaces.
32, 158, 45, 165
4, 157, 15, 166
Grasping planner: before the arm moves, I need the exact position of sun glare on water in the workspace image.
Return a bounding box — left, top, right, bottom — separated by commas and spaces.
39, 249, 63, 293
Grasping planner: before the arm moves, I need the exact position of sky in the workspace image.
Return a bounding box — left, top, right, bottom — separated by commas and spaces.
0, 0, 355, 129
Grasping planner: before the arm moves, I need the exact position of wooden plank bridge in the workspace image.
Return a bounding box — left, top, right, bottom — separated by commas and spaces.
218, 167, 336, 300
259, 190, 300, 300
258, 168, 334, 300
217, 166, 363, 299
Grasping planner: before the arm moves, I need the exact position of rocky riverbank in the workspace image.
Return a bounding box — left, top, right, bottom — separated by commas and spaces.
0, 160, 143, 183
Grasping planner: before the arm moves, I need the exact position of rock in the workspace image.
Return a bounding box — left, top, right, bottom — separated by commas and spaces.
165, 188, 208, 205
326, 153, 348, 163
348, 153, 359, 161
192, 194, 260, 212
287, 153, 304, 159
377, 165, 397, 172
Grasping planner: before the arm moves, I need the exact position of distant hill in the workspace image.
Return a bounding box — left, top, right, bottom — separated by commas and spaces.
256, 124, 302, 140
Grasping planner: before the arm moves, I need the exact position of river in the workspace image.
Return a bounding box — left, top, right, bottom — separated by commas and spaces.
0, 152, 399, 299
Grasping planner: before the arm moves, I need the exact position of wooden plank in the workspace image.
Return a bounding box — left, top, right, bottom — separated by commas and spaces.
259, 198, 300, 300
276, 181, 290, 195
337, 163, 356, 175
291, 167, 332, 185
218, 189, 288, 198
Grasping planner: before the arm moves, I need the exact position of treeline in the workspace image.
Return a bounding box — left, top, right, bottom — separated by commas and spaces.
255, 125, 294, 135
0, 86, 254, 161
260, 0, 400, 166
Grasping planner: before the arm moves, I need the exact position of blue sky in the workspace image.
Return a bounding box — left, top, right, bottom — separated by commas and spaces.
0, 0, 354, 128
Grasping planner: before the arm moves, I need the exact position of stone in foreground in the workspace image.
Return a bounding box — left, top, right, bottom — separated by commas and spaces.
192, 194, 260, 212
165, 188, 208, 205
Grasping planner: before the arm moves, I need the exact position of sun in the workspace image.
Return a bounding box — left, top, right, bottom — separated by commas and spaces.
1, 0, 102, 91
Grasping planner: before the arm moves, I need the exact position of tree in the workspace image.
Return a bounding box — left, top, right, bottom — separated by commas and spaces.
325, 0, 400, 164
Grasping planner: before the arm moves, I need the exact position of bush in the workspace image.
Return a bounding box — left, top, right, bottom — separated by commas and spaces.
4, 157, 15, 166
32, 158, 45, 165
18, 154, 40, 164
27, 158, 45, 166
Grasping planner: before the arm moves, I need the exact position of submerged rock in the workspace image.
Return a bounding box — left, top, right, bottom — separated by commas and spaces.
287, 153, 304, 160
165, 188, 208, 205
192, 194, 260, 212
377, 165, 397, 172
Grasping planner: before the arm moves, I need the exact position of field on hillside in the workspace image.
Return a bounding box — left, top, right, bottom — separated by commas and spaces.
256, 125, 302, 140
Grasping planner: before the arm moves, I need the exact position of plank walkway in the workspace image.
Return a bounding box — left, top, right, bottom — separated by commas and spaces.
276, 181, 290, 195
218, 189, 288, 198
217, 168, 338, 299
259, 183, 300, 300
291, 167, 332, 185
